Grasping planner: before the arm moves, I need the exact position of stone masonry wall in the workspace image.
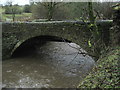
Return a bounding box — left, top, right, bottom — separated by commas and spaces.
2, 21, 112, 60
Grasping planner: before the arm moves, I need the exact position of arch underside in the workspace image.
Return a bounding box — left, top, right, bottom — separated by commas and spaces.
11, 35, 72, 57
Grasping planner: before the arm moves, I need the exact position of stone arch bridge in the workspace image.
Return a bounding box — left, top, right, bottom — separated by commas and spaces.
2, 21, 112, 60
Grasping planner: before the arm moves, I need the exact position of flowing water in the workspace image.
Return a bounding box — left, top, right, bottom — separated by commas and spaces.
2, 42, 95, 88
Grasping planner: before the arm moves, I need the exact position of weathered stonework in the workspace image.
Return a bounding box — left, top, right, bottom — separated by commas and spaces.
2, 21, 112, 60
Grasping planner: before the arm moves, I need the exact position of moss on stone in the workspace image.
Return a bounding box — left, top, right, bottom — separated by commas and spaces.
2, 21, 112, 60
78, 46, 120, 88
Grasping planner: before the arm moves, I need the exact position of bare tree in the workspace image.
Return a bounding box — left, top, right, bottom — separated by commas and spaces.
30, 0, 70, 21
39, 1, 59, 20
88, 1, 101, 60
30, 0, 59, 20
5, 0, 16, 21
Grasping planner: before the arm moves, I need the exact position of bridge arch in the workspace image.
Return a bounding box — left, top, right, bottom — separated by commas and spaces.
2, 21, 112, 59
11, 35, 72, 58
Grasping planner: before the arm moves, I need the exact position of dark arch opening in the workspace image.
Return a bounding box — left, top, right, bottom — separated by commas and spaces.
11, 35, 72, 58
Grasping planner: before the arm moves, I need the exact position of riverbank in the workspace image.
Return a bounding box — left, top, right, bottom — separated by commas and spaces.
78, 4, 120, 88
78, 46, 120, 88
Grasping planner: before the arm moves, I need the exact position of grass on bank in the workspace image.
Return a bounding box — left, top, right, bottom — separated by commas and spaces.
0, 7, 5, 13
78, 46, 120, 88
2, 13, 32, 21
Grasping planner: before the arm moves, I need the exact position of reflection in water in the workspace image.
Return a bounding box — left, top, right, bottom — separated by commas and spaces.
2, 42, 95, 88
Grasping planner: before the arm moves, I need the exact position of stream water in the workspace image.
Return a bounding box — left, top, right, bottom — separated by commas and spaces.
2, 42, 95, 88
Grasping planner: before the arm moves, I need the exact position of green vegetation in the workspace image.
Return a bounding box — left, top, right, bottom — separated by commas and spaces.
0, 8, 5, 13
78, 46, 120, 88
1, 1, 118, 22
1, 0, 120, 88
2, 13, 32, 21
78, 3, 120, 88
1, 1, 32, 21
23, 4, 32, 13
88, 2, 100, 60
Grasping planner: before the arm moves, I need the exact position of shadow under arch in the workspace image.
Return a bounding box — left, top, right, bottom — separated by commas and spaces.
11, 35, 72, 58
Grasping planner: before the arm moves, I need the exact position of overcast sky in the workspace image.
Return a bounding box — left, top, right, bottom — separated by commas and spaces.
0, 0, 119, 5
0, 0, 30, 5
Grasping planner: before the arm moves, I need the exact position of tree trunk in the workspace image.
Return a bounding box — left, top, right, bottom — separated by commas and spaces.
47, 2, 54, 21
88, 2, 100, 60
12, 13, 15, 21
12, 8, 15, 21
